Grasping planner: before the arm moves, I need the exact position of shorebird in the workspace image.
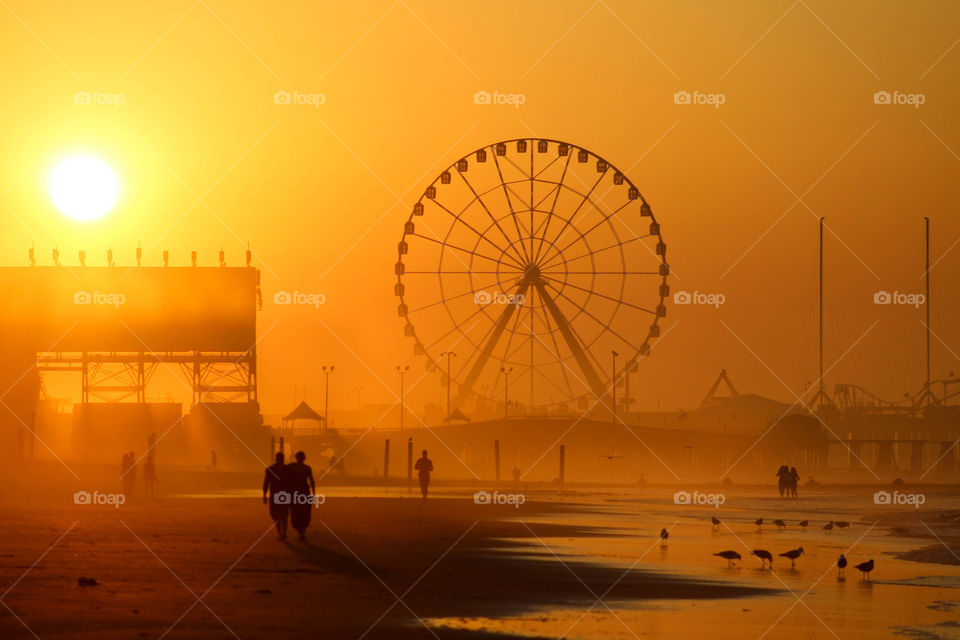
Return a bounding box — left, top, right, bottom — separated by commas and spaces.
711, 516, 721, 531
822, 521, 834, 533
752, 549, 773, 569
779, 547, 805, 568
835, 521, 850, 531
755, 518, 764, 531
854, 559, 874, 580
714, 550, 742, 567
659, 528, 669, 546
799, 520, 809, 529
774, 519, 786, 530
837, 554, 847, 577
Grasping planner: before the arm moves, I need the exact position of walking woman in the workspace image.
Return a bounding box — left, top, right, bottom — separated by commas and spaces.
288, 451, 316, 541
776, 465, 791, 497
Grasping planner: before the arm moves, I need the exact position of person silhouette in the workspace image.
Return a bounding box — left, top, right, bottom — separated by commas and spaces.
414, 450, 433, 501
775, 465, 790, 497
789, 467, 800, 498
143, 457, 158, 498
287, 451, 315, 541
263, 452, 291, 540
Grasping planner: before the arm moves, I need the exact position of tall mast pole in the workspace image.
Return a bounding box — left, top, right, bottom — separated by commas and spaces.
819, 217, 824, 405
925, 216, 931, 402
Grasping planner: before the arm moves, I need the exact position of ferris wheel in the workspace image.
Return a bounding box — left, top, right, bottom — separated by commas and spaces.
394, 138, 669, 413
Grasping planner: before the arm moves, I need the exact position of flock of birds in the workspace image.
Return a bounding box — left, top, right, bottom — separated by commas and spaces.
656, 517, 876, 580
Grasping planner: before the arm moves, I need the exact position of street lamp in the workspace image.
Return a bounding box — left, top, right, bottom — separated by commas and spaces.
440, 351, 457, 423
611, 350, 619, 422
500, 366, 513, 419
322, 365, 335, 433
397, 365, 410, 430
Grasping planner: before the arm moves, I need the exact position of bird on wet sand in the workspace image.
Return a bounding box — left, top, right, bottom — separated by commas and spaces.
714, 550, 742, 566
755, 518, 764, 531
823, 521, 834, 533
711, 516, 721, 531
752, 549, 773, 569
660, 528, 669, 546
773, 519, 786, 530
799, 520, 809, 530
835, 521, 850, 531
837, 554, 847, 577
855, 559, 874, 580
779, 547, 805, 568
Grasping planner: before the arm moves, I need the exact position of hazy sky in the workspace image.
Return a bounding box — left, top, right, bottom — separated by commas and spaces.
2, 0, 959, 416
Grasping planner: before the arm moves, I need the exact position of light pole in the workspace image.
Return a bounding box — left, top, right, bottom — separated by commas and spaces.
611, 350, 619, 422
500, 366, 513, 419
322, 365, 335, 433
440, 351, 457, 423
397, 365, 409, 430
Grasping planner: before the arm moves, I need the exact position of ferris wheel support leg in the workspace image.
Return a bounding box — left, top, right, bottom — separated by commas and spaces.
454, 281, 531, 410
534, 282, 607, 400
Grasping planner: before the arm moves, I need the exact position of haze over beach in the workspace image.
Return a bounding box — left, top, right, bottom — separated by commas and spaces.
1, 1, 960, 639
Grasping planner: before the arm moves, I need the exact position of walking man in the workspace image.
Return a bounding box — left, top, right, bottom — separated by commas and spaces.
414, 450, 433, 501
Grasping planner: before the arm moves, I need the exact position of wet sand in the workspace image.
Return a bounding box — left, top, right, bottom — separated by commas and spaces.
1, 479, 958, 639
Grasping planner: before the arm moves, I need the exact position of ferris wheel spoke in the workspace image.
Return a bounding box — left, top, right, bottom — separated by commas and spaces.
540, 273, 654, 314
409, 233, 518, 270
543, 280, 646, 355
533, 152, 574, 263
491, 150, 533, 264
541, 270, 660, 275
544, 200, 636, 266
532, 290, 576, 399
429, 196, 527, 269
455, 168, 529, 267
407, 278, 518, 315
539, 234, 656, 272
536, 167, 609, 269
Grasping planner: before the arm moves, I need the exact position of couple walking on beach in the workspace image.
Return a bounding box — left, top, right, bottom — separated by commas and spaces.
776, 465, 800, 498
262, 451, 316, 541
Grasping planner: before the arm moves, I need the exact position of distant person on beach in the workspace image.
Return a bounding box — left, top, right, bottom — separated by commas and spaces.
210, 450, 218, 471
789, 467, 800, 498
775, 465, 790, 497
287, 451, 315, 541
414, 450, 433, 501
143, 458, 157, 498
263, 452, 291, 540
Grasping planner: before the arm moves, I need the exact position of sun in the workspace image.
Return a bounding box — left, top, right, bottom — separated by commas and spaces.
50, 155, 119, 221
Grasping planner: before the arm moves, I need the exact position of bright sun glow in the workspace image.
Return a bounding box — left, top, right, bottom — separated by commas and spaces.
50, 156, 118, 221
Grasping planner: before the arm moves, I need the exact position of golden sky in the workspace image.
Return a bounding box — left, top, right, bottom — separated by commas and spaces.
2, 0, 959, 415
